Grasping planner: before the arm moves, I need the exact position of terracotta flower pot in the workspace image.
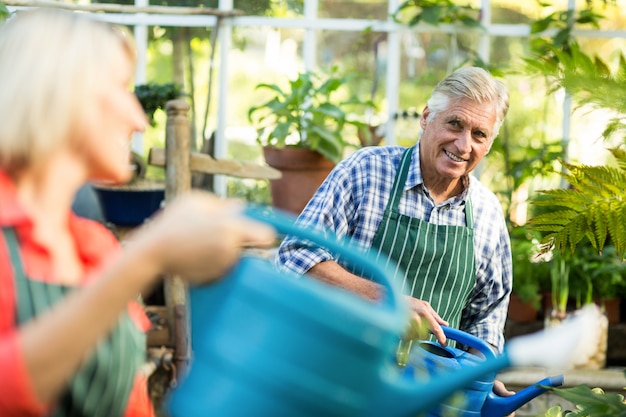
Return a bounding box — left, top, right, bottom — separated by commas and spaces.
263, 146, 335, 215
508, 293, 538, 323
597, 298, 621, 325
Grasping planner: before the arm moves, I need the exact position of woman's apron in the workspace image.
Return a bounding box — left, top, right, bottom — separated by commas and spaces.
2, 227, 146, 417
370, 146, 476, 330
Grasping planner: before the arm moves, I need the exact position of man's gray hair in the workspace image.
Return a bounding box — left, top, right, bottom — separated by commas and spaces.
425, 66, 510, 144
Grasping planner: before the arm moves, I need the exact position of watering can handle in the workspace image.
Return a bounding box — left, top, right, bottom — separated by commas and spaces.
441, 326, 497, 360
244, 205, 402, 314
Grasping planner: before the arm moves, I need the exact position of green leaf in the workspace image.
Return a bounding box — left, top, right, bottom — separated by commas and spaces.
530, 16, 554, 34
317, 77, 343, 94
459, 16, 483, 29
549, 385, 626, 416
314, 102, 345, 120
591, 204, 608, 252
254, 82, 285, 97
270, 121, 292, 145
543, 405, 564, 417
134, 83, 183, 126
576, 9, 603, 29
0, 2, 9, 19
408, 13, 424, 27
553, 28, 572, 48
420, 7, 443, 26
309, 125, 343, 163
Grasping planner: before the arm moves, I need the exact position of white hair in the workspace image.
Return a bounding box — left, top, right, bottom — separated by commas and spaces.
422, 66, 509, 144
0, 8, 135, 173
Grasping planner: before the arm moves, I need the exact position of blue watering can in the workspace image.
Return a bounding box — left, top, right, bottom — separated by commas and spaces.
167, 207, 570, 417
404, 326, 563, 417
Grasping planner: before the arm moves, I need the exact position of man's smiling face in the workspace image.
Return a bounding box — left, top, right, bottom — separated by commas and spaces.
418, 97, 496, 183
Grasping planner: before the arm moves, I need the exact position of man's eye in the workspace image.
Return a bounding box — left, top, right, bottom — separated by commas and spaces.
473, 131, 488, 141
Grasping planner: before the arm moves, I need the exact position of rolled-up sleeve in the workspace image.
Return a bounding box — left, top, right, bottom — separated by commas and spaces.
276, 159, 359, 275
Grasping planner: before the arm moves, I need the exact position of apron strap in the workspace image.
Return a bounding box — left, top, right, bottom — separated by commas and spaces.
2, 227, 26, 278
1, 227, 39, 323
464, 198, 474, 229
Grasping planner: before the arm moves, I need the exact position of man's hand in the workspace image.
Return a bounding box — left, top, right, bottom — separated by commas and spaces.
404, 296, 449, 346
493, 380, 516, 417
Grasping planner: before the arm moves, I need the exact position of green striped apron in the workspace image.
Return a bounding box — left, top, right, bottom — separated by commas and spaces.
371, 146, 476, 330
3, 227, 146, 417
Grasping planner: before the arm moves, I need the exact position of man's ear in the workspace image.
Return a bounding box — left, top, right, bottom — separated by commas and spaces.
420, 106, 430, 129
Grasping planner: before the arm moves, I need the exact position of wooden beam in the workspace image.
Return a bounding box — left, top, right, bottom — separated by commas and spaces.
149, 147, 281, 180
3, 0, 244, 17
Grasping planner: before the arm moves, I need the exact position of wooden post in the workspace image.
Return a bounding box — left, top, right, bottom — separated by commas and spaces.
164, 99, 191, 377
165, 99, 191, 200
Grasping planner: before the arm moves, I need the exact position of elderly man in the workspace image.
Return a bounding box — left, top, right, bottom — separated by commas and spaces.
277, 67, 512, 365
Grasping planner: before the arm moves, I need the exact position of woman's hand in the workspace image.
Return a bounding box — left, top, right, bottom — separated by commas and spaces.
129, 192, 276, 284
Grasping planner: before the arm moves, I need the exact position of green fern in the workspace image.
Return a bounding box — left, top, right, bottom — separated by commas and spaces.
528, 149, 626, 259
524, 40, 626, 259
524, 43, 626, 143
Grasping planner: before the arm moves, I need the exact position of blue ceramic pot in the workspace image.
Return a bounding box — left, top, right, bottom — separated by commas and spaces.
94, 185, 165, 227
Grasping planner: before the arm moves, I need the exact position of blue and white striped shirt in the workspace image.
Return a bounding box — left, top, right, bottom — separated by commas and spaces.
277, 145, 512, 352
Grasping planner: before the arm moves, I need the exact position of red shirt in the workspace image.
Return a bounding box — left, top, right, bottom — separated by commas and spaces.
0, 171, 154, 417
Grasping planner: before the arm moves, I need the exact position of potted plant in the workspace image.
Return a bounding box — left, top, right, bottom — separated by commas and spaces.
509, 226, 545, 323
570, 244, 626, 325
134, 82, 183, 126
248, 67, 372, 214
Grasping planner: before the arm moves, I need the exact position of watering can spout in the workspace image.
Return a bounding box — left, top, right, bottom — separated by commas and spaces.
369, 365, 563, 417
481, 374, 564, 417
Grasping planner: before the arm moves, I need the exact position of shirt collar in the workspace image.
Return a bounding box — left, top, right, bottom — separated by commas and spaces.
405, 144, 472, 206
405, 145, 423, 190
0, 170, 31, 228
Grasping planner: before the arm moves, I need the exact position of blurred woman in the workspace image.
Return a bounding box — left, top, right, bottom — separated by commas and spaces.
0, 8, 275, 417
